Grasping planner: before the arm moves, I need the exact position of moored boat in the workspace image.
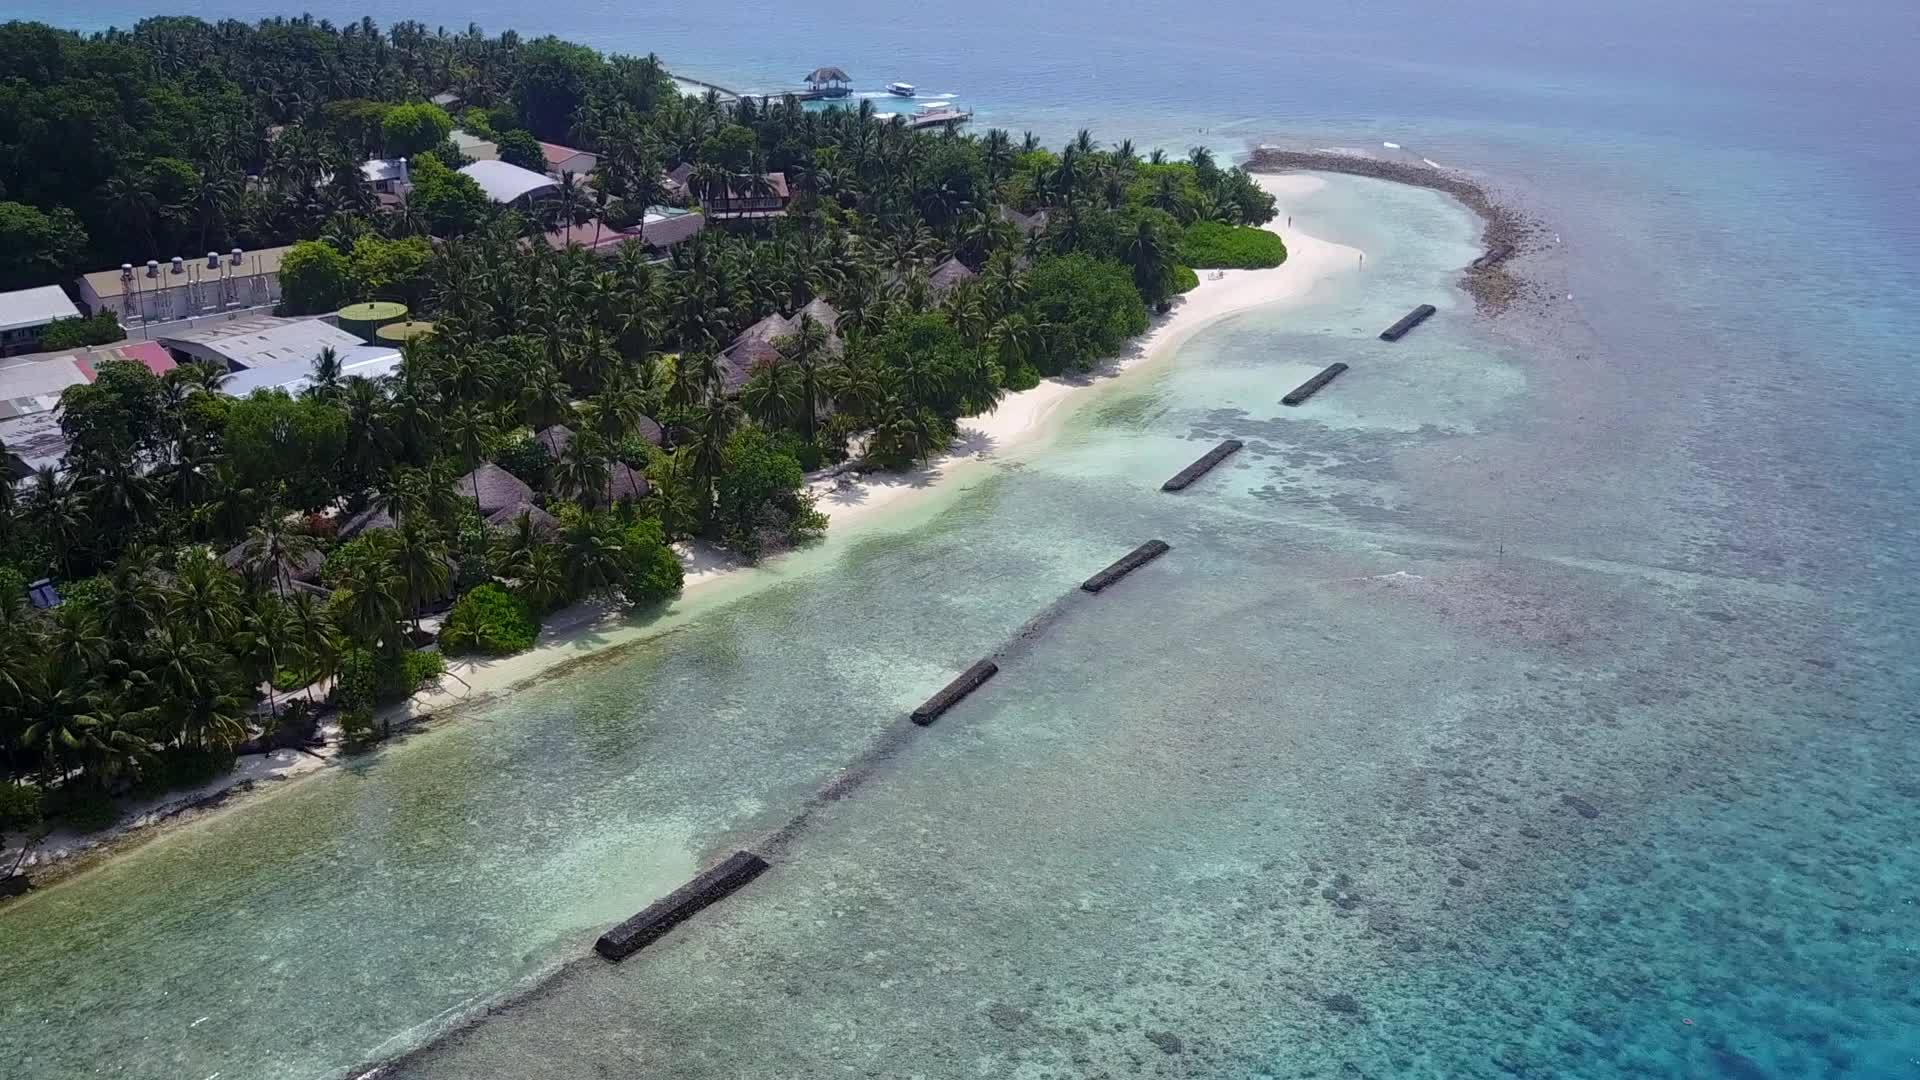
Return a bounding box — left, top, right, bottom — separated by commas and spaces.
886, 81, 916, 97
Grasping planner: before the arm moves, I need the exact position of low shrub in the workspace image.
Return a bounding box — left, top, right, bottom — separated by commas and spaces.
132, 747, 235, 797
1173, 264, 1200, 294
438, 584, 539, 656
38, 311, 124, 350
1176, 221, 1287, 269
49, 788, 119, 834
0, 783, 42, 832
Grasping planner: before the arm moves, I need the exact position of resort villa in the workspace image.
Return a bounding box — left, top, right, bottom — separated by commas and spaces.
699, 172, 792, 222
718, 297, 842, 393
542, 206, 705, 257
74, 247, 290, 327
539, 142, 598, 178
0, 285, 82, 356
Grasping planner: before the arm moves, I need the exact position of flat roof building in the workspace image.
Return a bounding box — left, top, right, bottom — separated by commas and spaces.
75, 246, 291, 327
0, 286, 82, 356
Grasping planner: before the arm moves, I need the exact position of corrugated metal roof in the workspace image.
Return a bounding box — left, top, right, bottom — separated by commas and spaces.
0, 286, 80, 333
0, 354, 89, 407
158, 317, 363, 370
218, 344, 400, 397
459, 160, 560, 204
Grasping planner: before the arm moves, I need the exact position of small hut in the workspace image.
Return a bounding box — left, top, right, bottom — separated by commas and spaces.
804, 67, 852, 96
927, 257, 977, 296
455, 463, 536, 517
485, 501, 560, 537
599, 463, 650, 506
719, 312, 797, 393
536, 423, 575, 458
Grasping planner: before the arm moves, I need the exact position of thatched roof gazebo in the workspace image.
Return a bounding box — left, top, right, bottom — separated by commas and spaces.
804, 67, 851, 94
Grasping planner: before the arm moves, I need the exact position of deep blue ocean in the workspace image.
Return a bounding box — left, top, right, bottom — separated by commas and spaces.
3, 1, 1918, 1077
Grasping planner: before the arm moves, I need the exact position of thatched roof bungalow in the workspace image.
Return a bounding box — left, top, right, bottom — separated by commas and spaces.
457, 463, 536, 516
999, 206, 1050, 237
927, 257, 977, 295
717, 299, 843, 395
485, 501, 560, 537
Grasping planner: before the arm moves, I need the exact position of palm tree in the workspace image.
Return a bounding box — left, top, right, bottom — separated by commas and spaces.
286, 591, 337, 703
515, 543, 571, 613
443, 402, 496, 507
242, 510, 320, 600
552, 433, 613, 506
1122, 214, 1176, 305
390, 520, 452, 630
329, 535, 406, 647
24, 468, 85, 574
103, 171, 160, 258
232, 596, 297, 716
741, 356, 803, 433
307, 346, 345, 402
776, 315, 832, 446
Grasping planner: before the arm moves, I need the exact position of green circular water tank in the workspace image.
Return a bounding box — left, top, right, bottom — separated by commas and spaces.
375, 320, 436, 344
336, 301, 409, 342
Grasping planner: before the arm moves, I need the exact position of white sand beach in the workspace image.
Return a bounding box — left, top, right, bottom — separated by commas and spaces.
7, 174, 1361, 878
414, 174, 1359, 709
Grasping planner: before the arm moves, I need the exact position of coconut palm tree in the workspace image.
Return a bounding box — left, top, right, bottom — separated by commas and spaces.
390, 520, 452, 630
307, 346, 345, 402
552, 433, 613, 506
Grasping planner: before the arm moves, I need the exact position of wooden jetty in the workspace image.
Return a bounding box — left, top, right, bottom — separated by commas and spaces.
905, 103, 973, 130
1379, 304, 1436, 342
1283, 363, 1349, 406
1162, 440, 1244, 491
595, 851, 770, 961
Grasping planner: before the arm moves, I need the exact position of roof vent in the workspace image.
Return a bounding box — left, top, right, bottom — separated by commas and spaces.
170, 256, 185, 274
230, 248, 244, 266
120, 264, 134, 281
207, 251, 220, 269
146, 260, 160, 278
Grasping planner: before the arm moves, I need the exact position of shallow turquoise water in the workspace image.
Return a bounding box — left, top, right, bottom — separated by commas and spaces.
4, 0, 1919, 1075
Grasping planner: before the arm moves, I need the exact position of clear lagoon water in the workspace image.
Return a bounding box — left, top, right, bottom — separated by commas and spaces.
2, 1, 1918, 1078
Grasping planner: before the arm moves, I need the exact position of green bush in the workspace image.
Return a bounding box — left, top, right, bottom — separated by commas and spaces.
1176, 222, 1287, 269
1173, 264, 1200, 294
439, 584, 539, 656
0, 783, 43, 832
38, 311, 124, 350
132, 747, 234, 798
339, 706, 378, 748
49, 788, 119, 834
335, 646, 447, 707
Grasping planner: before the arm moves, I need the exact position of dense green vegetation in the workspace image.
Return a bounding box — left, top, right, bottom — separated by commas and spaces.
36, 312, 125, 350
0, 15, 1277, 840
1177, 221, 1289, 269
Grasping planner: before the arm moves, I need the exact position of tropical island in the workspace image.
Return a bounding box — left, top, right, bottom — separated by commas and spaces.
0, 16, 1288, 874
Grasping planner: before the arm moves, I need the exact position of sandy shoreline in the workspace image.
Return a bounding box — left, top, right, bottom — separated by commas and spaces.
3, 173, 1361, 890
